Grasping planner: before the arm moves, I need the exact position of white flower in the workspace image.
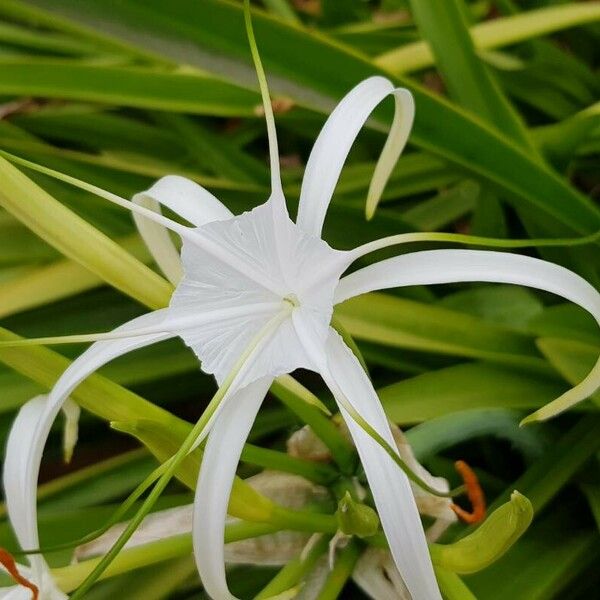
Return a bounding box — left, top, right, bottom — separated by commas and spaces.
2, 396, 71, 600
4, 67, 600, 600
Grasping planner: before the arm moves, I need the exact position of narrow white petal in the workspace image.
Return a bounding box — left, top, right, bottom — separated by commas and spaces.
291, 314, 440, 600
4, 397, 48, 580
3, 397, 67, 598
14, 310, 174, 588
322, 330, 441, 600
133, 175, 233, 284
335, 249, 600, 420
296, 77, 414, 236
193, 377, 272, 600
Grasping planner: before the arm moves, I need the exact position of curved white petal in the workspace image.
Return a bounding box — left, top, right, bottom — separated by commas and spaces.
335, 249, 600, 420
296, 76, 414, 236
322, 330, 441, 600
193, 377, 272, 600
14, 309, 174, 593
3, 397, 68, 598
291, 315, 440, 600
133, 175, 233, 284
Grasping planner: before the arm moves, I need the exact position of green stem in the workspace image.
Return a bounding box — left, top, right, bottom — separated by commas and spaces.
316, 540, 362, 600
335, 393, 465, 498
270, 506, 338, 534
241, 443, 339, 485
435, 567, 477, 600
255, 535, 330, 599
353, 228, 600, 259
17, 458, 174, 556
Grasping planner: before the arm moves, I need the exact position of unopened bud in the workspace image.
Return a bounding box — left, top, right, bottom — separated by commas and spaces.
430, 490, 533, 574
336, 492, 379, 538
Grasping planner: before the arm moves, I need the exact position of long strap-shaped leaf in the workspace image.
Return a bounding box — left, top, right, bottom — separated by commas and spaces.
14, 0, 600, 237
0, 155, 173, 309
405, 0, 538, 157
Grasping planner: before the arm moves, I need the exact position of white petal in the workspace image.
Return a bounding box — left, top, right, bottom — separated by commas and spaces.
172, 200, 347, 386
12, 310, 173, 589
4, 397, 47, 580
3, 397, 67, 598
322, 330, 441, 600
335, 249, 600, 420
290, 314, 440, 600
193, 377, 272, 600
133, 175, 233, 284
296, 77, 414, 236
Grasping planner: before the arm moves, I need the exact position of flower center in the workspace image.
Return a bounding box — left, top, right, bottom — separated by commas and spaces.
283, 293, 300, 308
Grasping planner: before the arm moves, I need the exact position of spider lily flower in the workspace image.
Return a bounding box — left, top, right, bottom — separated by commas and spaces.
1, 396, 72, 600
3, 32, 600, 600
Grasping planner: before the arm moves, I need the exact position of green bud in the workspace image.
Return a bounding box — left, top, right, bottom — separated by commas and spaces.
336, 492, 380, 538
430, 490, 534, 574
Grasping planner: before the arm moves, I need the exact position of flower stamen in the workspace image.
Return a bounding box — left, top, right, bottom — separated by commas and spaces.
283, 293, 300, 308
0, 548, 39, 600
451, 460, 486, 524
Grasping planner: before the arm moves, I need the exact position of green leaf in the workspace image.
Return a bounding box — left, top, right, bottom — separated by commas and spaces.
379, 362, 566, 425
405, 0, 537, 154
336, 293, 548, 371
0, 156, 173, 309
438, 285, 543, 328
0, 59, 262, 116
406, 409, 547, 463
489, 416, 600, 514
376, 2, 600, 75
16, 0, 600, 236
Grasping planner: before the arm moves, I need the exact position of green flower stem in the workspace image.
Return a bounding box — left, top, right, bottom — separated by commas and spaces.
315, 539, 362, 600
269, 506, 337, 534
254, 534, 330, 600
334, 392, 464, 498
241, 443, 340, 485
434, 567, 477, 600
271, 377, 357, 475
354, 228, 600, 259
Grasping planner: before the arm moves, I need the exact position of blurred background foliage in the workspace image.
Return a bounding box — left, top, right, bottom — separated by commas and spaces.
0, 0, 598, 598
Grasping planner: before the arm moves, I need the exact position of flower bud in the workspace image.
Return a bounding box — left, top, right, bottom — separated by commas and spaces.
336, 492, 380, 538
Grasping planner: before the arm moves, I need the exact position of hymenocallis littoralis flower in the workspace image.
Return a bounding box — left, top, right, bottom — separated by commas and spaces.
1, 1, 599, 598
